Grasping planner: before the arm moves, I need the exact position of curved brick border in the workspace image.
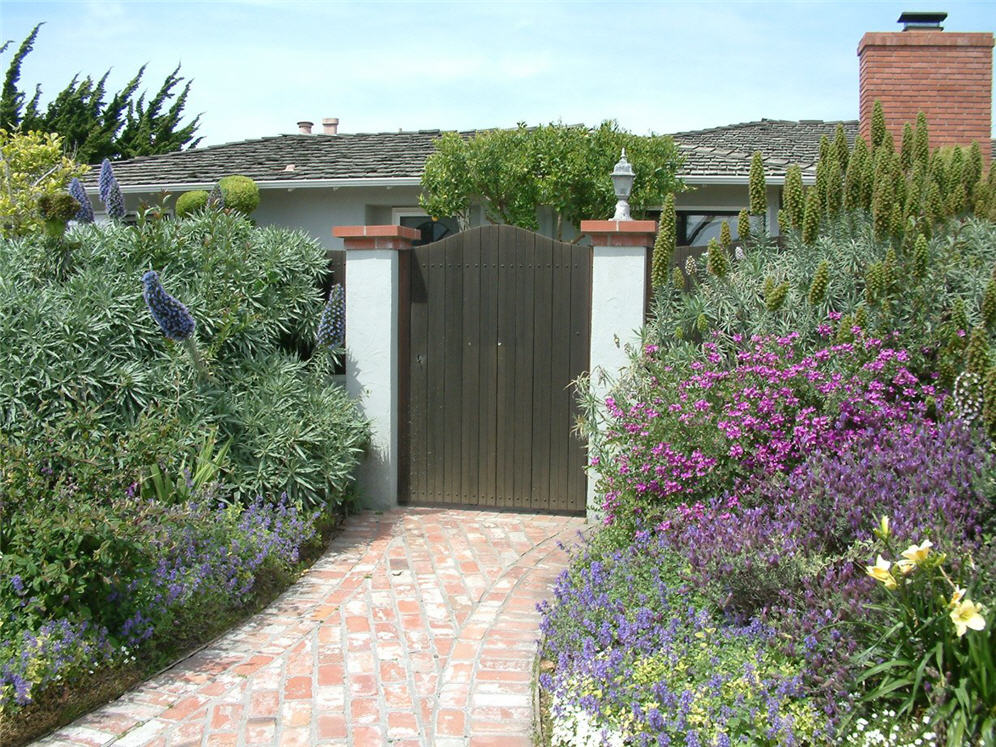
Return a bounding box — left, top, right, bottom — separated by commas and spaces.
35, 508, 585, 746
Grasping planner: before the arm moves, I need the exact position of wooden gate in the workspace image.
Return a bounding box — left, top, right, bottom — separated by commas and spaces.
400, 225, 590, 513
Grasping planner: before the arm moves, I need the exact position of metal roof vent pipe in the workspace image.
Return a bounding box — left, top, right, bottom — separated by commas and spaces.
297, 120, 314, 135
322, 117, 339, 135
898, 11, 946, 31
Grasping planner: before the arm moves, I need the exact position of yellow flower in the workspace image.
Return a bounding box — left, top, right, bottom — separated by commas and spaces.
874, 515, 891, 540
948, 587, 967, 608
894, 558, 916, 576
866, 555, 897, 590
949, 598, 987, 637
900, 539, 933, 565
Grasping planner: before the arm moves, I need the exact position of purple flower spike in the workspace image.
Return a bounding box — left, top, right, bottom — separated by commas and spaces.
98, 158, 125, 219
67, 177, 94, 223
142, 270, 195, 341
317, 284, 345, 349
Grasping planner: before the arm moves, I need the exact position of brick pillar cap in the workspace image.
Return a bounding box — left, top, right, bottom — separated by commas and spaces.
333, 225, 421, 239
858, 30, 994, 55
580, 219, 657, 234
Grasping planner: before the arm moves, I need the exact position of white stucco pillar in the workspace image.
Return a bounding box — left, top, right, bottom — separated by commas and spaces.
579, 219, 657, 520
333, 225, 418, 509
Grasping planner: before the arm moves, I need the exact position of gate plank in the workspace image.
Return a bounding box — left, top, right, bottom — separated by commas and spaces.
408, 246, 429, 504
426, 239, 448, 504
443, 234, 464, 504
460, 229, 481, 505
511, 228, 536, 510
477, 227, 499, 506
495, 225, 518, 507
530, 234, 554, 511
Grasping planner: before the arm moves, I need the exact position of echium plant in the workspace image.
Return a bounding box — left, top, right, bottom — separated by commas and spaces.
316, 284, 345, 350
142, 270, 206, 376
97, 158, 125, 220
67, 178, 94, 223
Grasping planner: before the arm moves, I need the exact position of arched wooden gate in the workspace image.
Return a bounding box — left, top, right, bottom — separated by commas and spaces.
398, 225, 590, 514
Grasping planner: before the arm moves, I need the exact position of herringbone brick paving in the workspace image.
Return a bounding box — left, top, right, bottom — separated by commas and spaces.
35, 507, 586, 746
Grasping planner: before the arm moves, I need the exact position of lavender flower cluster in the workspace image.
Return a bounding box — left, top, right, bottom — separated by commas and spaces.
316, 284, 345, 349
142, 270, 196, 341
67, 177, 94, 223
97, 158, 125, 220
1, 494, 317, 714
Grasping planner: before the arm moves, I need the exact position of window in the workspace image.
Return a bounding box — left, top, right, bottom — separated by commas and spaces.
392, 208, 460, 246
677, 211, 741, 247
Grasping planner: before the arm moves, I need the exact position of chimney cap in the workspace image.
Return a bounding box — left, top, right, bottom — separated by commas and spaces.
897, 11, 947, 30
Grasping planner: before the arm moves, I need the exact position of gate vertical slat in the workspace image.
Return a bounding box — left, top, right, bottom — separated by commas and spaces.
409, 247, 429, 504
511, 229, 536, 510
443, 235, 464, 504
530, 235, 555, 511
426, 241, 448, 504
477, 228, 500, 506
567, 245, 592, 513
495, 225, 518, 507
460, 230, 482, 505
549, 240, 573, 513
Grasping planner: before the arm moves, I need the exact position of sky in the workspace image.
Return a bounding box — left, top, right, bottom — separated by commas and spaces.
1, 0, 995, 148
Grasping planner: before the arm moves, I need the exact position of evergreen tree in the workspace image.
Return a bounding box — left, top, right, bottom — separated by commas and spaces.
0, 23, 201, 161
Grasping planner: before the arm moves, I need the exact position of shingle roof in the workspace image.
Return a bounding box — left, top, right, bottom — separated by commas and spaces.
97, 118, 962, 190
85, 129, 462, 189
672, 119, 859, 181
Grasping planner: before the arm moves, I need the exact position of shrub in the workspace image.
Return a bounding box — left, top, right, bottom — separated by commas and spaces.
175, 189, 209, 217
218, 175, 260, 215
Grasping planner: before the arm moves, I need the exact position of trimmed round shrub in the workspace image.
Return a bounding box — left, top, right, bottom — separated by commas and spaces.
218, 175, 260, 215
175, 189, 209, 217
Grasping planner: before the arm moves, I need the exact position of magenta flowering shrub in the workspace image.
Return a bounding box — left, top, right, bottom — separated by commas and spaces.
595, 332, 936, 528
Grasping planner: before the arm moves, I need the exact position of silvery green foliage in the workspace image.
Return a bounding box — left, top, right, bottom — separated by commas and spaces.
142, 270, 195, 341
67, 178, 94, 223
97, 158, 125, 219
0, 211, 368, 507
316, 284, 345, 349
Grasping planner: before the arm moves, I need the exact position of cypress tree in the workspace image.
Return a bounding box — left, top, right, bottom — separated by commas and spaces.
802, 188, 820, 245
651, 193, 676, 290
900, 122, 914, 172
783, 164, 805, 228
913, 112, 930, 170
749, 151, 766, 217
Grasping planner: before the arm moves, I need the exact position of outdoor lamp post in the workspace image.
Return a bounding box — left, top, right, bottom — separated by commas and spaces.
611, 148, 635, 221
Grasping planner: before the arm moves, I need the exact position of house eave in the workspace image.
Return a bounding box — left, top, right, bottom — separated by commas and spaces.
88, 176, 423, 194
681, 173, 817, 186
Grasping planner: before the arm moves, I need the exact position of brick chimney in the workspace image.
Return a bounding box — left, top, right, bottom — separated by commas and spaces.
858, 12, 994, 155
322, 117, 339, 136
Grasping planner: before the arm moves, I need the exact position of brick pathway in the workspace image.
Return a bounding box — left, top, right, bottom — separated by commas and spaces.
38, 508, 586, 746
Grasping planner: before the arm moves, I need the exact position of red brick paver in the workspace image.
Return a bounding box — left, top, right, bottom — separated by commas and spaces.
36, 508, 585, 745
